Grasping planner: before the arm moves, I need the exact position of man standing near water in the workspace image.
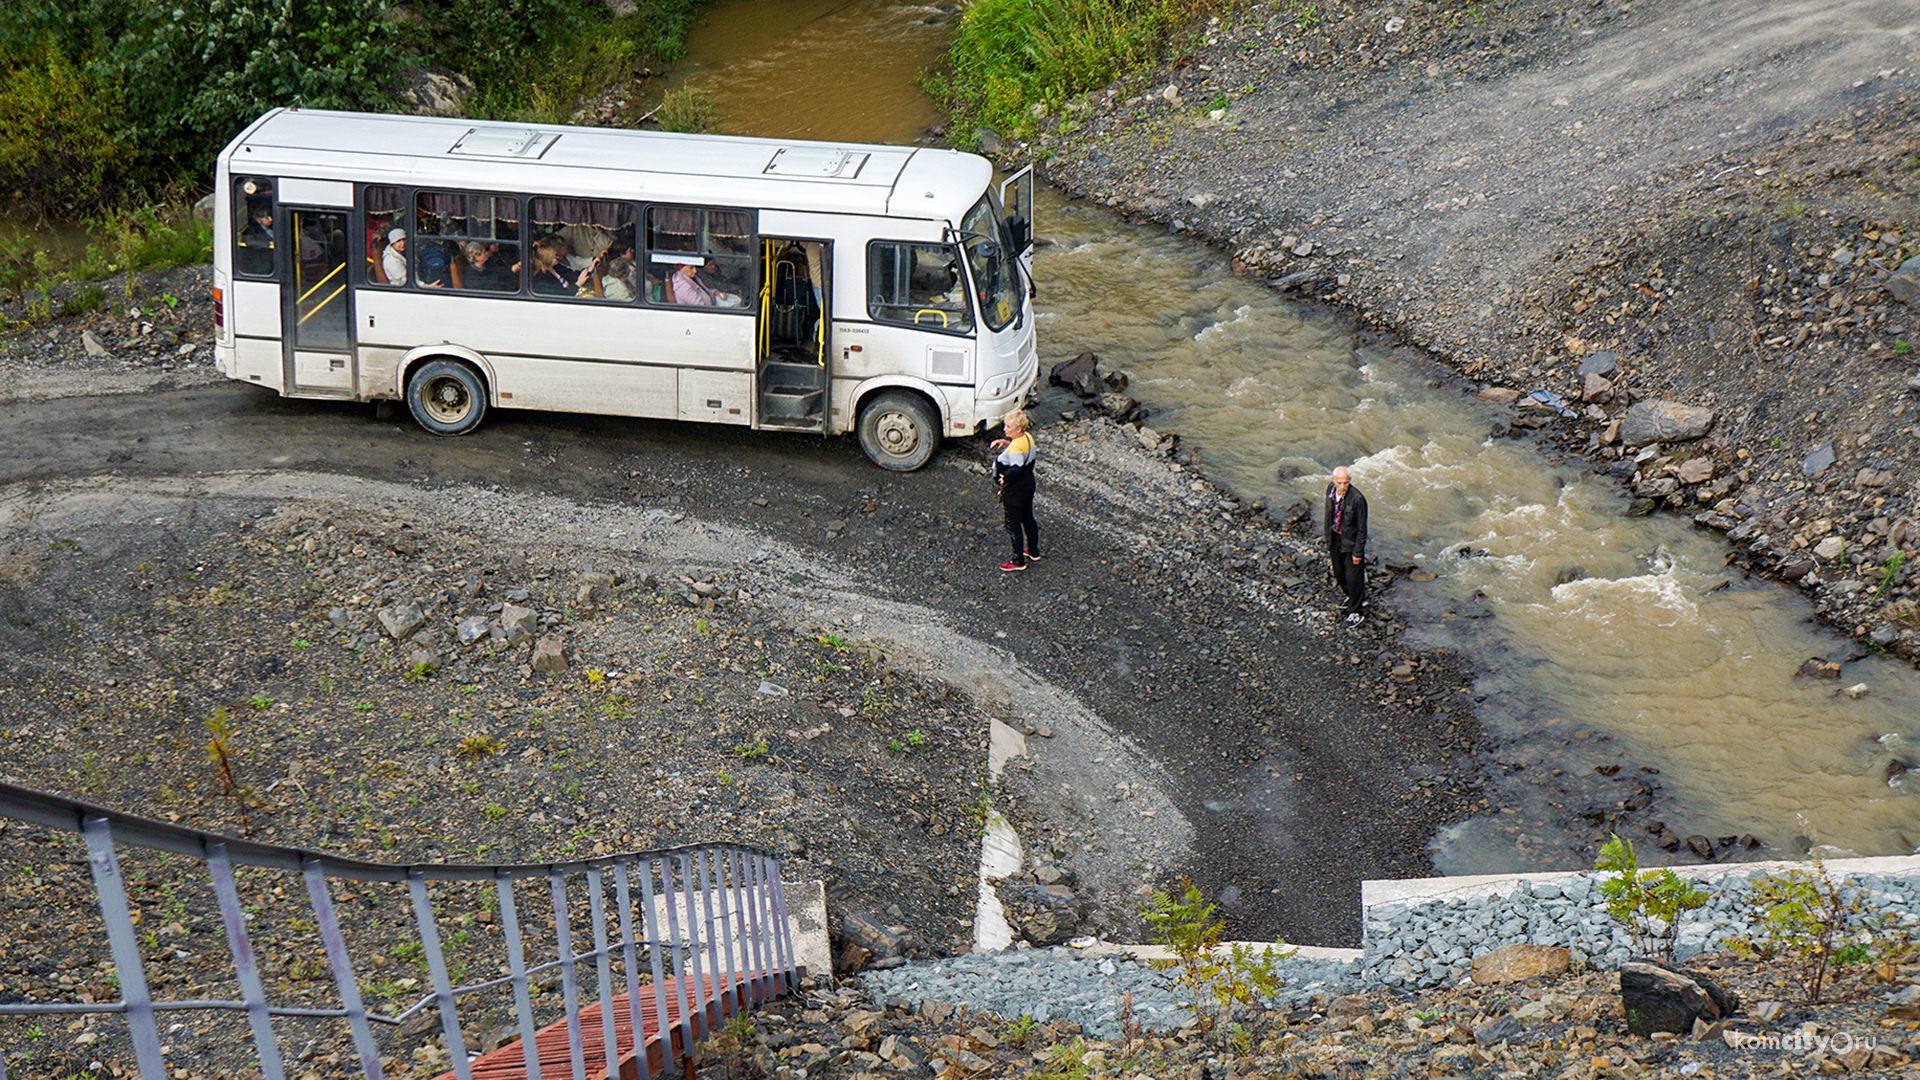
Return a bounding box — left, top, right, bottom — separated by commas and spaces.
1325, 466, 1369, 622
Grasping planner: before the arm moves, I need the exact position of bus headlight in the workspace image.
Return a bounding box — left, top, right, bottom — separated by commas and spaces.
982, 373, 1015, 399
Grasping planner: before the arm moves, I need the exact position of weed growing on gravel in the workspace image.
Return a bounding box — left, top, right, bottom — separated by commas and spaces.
1728, 855, 1908, 1003
729, 739, 769, 759
815, 632, 848, 650
291, 638, 310, 650
483, 803, 508, 822
204, 706, 251, 825
1877, 551, 1907, 599
1896, 339, 1913, 355
460, 733, 502, 757
1595, 834, 1708, 961
405, 660, 437, 682
247, 694, 273, 709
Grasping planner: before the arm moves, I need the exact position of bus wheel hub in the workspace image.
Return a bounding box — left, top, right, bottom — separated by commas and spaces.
876, 413, 917, 452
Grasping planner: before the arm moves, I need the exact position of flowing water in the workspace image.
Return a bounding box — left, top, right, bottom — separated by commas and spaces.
672, 0, 1920, 872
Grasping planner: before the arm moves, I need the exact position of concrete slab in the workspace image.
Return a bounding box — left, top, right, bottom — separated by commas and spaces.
1362, 853, 1920, 915
786, 878, 831, 981
975, 812, 1024, 951
988, 717, 1027, 780
1078, 940, 1362, 963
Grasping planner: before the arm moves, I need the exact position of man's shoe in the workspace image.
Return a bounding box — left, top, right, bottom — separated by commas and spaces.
1024, 550, 1042, 561
1000, 561, 1027, 572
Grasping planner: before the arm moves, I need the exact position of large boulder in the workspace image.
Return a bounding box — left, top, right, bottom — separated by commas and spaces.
1471, 943, 1571, 984
1620, 960, 1738, 1037
1619, 401, 1714, 447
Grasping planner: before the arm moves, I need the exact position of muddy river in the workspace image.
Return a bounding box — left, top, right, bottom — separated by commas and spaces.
664, 0, 1920, 874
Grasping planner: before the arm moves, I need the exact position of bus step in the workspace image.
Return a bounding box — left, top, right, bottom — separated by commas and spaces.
760, 385, 823, 418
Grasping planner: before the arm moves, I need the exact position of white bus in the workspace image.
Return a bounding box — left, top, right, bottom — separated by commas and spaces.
211, 108, 1037, 470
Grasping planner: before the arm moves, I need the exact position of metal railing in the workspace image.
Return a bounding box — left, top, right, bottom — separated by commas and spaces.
0, 781, 798, 1080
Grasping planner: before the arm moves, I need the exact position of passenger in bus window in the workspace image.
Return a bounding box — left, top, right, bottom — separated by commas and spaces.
555, 221, 615, 271
668, 262, 717, 306
380, 229, 409, 286
237, 201, 275, 275
578, 248, 636, 301
460, 242, 517, 291
527, 237, 575, 296
417, 240, 453, 288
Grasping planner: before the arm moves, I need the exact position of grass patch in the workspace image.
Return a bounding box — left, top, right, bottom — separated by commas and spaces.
929, 0, 1221, 148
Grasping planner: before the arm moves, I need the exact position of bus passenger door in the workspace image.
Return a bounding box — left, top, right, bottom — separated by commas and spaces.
281, 207, 356, 394
755, 238, 831, 431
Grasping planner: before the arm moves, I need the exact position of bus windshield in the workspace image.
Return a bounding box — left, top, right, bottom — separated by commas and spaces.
960, 196, 1020, 333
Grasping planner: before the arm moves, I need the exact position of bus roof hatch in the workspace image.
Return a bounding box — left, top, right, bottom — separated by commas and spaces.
764, 147, 868, 179
449, 127, 559, 159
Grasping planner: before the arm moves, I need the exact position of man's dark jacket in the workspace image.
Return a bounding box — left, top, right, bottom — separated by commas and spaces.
1324, 482, 1369, 559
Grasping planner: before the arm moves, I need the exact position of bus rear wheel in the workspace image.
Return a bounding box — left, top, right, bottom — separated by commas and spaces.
858, 390, 940, 471
406, 360, 487, 435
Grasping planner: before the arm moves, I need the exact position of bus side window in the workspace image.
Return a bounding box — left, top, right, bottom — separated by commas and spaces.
866, 241, 972, 333
234, 176, 276, 278
647, 205, 753, 309
419, 190, 523, 293
365, 184, 404, 287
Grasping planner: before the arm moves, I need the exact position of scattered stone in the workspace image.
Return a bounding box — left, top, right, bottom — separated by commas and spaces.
1675, 457, 1713, 485
499, 604, 537, 644
1814, 536, 1846, 560
1576, 351, 1619, 378
1619, 400, 1714, 446
1478, 386, 1521, 404
1801, 440, 1836, 477
1795, 657, 1843, 679
1471, 944, 1570, 984
1581, 372, 1613, 402
1620, 961, 1736, 1037
530, 635, 567, 675
377, 603, 426, 640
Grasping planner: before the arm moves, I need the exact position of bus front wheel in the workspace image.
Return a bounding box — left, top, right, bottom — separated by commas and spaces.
857, 390, 939, 471
406, 360, 487, 435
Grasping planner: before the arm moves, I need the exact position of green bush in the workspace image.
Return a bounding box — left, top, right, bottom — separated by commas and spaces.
935, 0, 1210, 146
0, 39, 131, 217
1595, 834, 1708, 961
656, 86, 718, 134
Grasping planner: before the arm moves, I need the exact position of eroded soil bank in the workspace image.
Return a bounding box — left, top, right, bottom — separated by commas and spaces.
1030, 0, 1920, 656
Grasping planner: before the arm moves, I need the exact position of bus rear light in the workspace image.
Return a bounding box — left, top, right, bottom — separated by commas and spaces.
213, 287, 224, 332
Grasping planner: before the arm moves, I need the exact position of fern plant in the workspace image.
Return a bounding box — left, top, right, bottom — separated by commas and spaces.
1595, 835, 1709, 960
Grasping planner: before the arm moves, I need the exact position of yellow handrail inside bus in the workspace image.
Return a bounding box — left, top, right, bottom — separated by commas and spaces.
913, 309, 949, 328
298, 283, 347, 326
295, 261, 343, 308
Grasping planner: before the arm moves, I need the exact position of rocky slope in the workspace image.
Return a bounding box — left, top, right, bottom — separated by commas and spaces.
1027, 0, 1920, 661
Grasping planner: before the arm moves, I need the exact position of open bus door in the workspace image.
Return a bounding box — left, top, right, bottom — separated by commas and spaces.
755, 237, 832, 432
999, 164, 1034, 279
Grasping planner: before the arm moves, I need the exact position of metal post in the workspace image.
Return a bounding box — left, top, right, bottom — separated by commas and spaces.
769, 855, 799, 992
549, 871, 587, 1080
302, 859, 385, 1080
586, 867, 619, 1080
496, 875, 543, 1080
639, 859, 673, 1074
696, 849, 731, 1020
613, 862, 651, 1080
657, 854, 695, 1056
739, 850, 767, 1006
407, 872, 473, 1080
677, 852, 707, 1042
82, 817, 166, 1080
207, 843, 287, 1080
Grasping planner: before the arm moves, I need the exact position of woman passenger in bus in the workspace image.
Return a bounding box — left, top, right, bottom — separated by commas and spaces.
459, 242, 517, 291
527, 237, 575, 296
668, 262, 717, 306
578, 248, 636, 301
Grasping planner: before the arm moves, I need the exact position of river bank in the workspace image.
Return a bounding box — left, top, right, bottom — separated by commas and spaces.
1026, 0, 1920, 662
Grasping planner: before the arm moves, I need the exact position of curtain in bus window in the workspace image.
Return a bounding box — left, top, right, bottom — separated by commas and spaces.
365, 185, 404, 287
647, 206, 754, 310
530, 197, 636, 289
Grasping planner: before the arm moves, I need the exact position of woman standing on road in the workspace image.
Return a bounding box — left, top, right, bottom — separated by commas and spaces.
992, 410, 1040, 572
